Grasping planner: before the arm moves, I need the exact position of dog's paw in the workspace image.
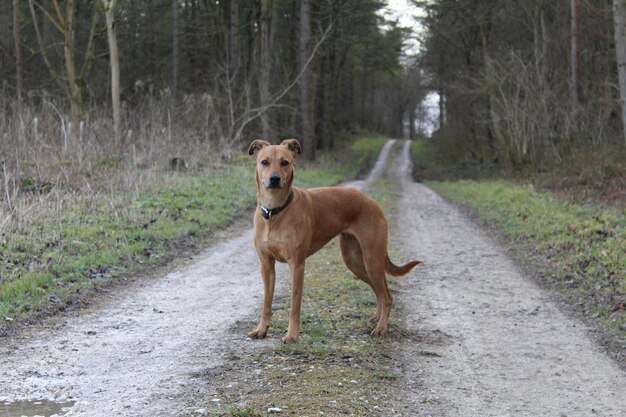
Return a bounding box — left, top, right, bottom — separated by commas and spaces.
248, 328, 268, 339
281, 334, 299, 344
370, 326, 388, 337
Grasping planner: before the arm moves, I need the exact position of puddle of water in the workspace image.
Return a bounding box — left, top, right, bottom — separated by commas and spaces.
1, 400, 74, 417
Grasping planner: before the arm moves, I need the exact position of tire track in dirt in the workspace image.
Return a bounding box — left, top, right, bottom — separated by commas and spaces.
390, 140, 626, 416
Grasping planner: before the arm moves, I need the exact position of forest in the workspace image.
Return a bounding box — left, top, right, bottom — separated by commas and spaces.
1, 1, 625, 174
421, 0, 626, 171
1, 0, 422, 168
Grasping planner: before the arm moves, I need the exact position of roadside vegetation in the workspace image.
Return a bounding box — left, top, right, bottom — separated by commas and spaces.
0, 134, 387, 333
412, 140, 626, 346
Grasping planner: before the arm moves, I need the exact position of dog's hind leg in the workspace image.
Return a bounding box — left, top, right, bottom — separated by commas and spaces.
340, 233, 383, 324
354, 233, 393, 336
365, 267, 393, 336
340, 233, 368, 281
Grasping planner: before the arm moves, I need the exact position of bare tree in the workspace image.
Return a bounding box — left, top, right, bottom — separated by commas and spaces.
172, 0, 180, 101
298, 0, 314, 158
570, 0, 581, 124
103, 0, 121, 144
259, 0, 275, 139
171, 0, 180, 133
228, 0, 239, 75
13, 0, 23, 111
614, 0, 626, 145
62, 0, 81, 126
27, 0, 100, 130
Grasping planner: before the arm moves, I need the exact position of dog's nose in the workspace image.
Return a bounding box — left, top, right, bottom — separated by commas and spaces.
269, 174, 281, 188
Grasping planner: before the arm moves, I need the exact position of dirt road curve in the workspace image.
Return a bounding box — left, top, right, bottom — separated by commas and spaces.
1, 140, 624, 416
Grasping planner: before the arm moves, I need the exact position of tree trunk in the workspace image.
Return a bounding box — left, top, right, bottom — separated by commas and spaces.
228, 0, 239, 75
27, 0, 98, 133
437, 51, 445, 130
480, 5, 503, 160
62, 0, 83, 129
533, 2, 548, 88
359, 46, 369, 126
103, 0, 121, 145
570, 0, 581, 124
438, 88, 445, 130
408, 106, 416, 140
172, 0, 180, 100
298, 0, 314, 158
259, 0, 275, 139
613, 0, 626, 145
13, 0, 23, 112
171, 0, 180, 131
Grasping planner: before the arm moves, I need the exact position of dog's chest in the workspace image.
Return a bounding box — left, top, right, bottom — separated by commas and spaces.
258, 226, 293, 262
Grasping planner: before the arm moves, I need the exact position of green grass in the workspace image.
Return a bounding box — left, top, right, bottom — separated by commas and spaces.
0, 164, 257, 322
351, 136, 389, 173
0, 136, 389, 328
427, 180, 626, 335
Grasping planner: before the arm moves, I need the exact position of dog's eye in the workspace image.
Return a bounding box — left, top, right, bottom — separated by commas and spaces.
261, 160, 269, 166
280, 160, 290, 167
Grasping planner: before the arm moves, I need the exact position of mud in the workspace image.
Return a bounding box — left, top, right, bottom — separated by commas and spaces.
1, 399, 73, 417
0, 139, 624, 416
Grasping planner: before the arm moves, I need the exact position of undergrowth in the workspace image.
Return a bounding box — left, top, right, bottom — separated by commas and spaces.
412, 138, 626, 207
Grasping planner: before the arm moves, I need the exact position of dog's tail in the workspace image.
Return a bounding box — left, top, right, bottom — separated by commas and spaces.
385, 255, 421, 277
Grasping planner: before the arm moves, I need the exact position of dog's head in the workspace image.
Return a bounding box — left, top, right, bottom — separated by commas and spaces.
248, 139, 302, 192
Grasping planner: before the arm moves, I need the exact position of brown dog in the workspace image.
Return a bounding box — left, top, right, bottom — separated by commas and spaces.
248, 138, 420, 343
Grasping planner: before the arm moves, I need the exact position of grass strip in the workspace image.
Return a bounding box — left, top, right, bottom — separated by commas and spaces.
0, 164, 256, 323
425, 179, 626, 339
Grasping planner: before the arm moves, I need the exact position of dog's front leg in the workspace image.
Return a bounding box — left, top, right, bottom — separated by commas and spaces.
249, 256, 276, 339
282, 261, 305, 343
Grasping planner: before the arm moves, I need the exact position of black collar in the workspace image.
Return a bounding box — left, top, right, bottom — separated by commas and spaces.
259, 190, 294, 220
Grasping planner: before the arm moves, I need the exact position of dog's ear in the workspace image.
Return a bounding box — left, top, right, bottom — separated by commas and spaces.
248, 139, 271, 156
280, 138, 302, 157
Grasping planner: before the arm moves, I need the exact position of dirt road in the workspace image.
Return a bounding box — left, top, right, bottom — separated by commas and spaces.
0, 229, 269, 416
1, 140, 624, 416
390, 140, 626, 416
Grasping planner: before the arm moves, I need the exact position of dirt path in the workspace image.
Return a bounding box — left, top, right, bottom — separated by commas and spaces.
1, 139, 624, 417
0, 229, 269, 416
390, 140, 626, 416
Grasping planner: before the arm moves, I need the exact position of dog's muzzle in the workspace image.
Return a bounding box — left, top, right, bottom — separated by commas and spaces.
268, 174, 282, 189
